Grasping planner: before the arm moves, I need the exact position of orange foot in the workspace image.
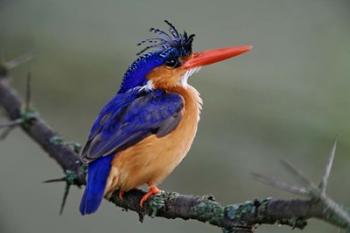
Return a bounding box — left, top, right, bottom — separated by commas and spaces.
119, 190, 125, 200
140, 185, 161, 207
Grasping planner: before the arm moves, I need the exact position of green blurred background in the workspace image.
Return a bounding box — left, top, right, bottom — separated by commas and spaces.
1, 0, 349, 232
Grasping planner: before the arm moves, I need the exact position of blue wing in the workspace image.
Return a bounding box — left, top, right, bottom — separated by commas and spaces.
81, 88, 184, 163
79, 88, 183, 215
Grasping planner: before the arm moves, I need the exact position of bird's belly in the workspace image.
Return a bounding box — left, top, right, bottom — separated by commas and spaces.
109, 120, 198, 192
105, 85, 202, 193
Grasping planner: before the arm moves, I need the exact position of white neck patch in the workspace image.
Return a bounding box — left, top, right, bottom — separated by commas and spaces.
137, 80, 154, 92
181, 67, 202, 87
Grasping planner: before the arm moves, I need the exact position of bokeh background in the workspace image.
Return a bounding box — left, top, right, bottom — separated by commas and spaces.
1, 0, 350, 232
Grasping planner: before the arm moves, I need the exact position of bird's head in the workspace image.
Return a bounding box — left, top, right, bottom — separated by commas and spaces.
118, 20, 252, 93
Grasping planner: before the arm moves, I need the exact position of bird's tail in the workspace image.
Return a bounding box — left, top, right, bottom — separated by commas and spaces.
80, 155, 113, 215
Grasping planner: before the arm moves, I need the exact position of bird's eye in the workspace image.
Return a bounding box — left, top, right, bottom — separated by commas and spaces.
165, 58, 180, 68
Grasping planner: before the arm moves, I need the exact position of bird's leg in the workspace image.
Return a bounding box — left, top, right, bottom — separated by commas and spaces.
119, 191, 125, 200
140, 185, 161, 207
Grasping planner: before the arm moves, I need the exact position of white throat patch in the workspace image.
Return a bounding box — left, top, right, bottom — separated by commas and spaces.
181, 67, 201, 87
138, 80, 154, 92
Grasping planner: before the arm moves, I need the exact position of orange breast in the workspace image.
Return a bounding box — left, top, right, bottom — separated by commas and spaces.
105, 85, 202, 193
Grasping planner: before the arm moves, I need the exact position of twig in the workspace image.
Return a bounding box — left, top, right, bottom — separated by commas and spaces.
280, 160, 316, 189
0, 125, 16, 139
253, 139, 350, 229
0, 118, 23, 140
3, 51, 34, 70
319, 139, 337, 195
0, 118, 23, 128
251, 172, 307, 196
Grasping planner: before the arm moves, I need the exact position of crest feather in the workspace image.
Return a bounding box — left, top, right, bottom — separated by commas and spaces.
137, 20, 195, 57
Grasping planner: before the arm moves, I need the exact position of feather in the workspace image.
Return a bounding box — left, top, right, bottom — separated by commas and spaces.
79, 155, 113, 215
81, 89, 183, 163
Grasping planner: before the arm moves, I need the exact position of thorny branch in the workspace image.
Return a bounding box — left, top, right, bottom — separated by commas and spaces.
0, 55, 350, 233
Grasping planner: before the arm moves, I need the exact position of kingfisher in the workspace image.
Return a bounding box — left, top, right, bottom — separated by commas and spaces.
79, 20, 252, 215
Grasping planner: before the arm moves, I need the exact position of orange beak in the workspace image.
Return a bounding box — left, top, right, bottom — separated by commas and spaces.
183, 45, 252, 69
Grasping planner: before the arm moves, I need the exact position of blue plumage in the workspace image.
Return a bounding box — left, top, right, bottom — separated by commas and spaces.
79, 155, 113, 215
81, 89, 183, 163
118, 52, 165, 94
79, 89, 183, 214
79, 20, 194, 215
119, 20, 194, 94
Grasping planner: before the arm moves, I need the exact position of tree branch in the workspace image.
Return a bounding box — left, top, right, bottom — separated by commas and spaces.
0, 58, 349, 233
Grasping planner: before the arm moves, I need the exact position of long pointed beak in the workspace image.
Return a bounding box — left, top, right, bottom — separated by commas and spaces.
183, 45, 252, 69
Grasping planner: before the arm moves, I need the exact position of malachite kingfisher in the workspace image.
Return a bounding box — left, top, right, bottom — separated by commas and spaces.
79, 20, 252, 215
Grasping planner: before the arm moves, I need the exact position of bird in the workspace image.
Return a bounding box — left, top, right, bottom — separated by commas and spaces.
79, 20, 252, 215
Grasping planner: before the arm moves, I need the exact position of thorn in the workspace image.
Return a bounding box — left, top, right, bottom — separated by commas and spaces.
280, 160, 315, 189
252, 172, 308, 196
3, 51, 34, 70
0, 118, 24, 140
319, 139, 337, 195
43, 176, 72, 215
0, 125, 15, 140
43, 177, 66, 183
59, 182, 71, 215
25, 72, 32, 111
0, 118, 23, 129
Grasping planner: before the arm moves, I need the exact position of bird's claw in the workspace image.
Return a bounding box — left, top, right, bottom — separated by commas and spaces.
140, 185, 161, 208
147, 191, 165, 217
